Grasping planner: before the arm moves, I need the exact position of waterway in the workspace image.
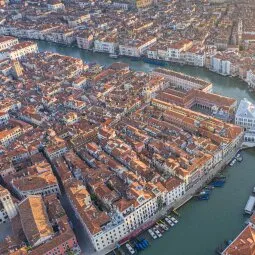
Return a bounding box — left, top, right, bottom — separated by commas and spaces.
22, 41, 255, 254
38, 41, 255, 103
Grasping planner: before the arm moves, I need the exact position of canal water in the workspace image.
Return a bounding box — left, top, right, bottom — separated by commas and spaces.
38, 41, 255, 103
36, 41, 255, 254
0, 222, 12, 242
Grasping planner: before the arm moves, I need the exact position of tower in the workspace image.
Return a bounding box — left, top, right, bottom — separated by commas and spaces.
237, 19, 243, 45
0, 186, 17, 220
12, 60, 23, 79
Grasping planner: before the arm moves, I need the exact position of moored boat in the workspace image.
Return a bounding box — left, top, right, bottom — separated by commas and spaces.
126, 243, 136, 254
109, 54, 119, 59
148, 229, 157, 239
229, 158, 237, 166
153, 227, 162, 238
158, 222, 169, 231
197, 193, 210, 200
211, 180, 225, 187
164, 217, 173, 226
170, 217, 178, 224
235, 153, 243, 162
167, 216, 175, 226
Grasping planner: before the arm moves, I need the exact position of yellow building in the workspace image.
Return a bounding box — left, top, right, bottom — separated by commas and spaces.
135, 0, 154, 8
12, 60, 23, 78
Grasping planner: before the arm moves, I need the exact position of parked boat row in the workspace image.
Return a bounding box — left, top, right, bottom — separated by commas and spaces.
147, 215, 179, 242
195, 175, 227, 201
229, 152, 243, 166
211, 175, 226, 188
125, 238, 150, 254
116, 212, 178, 255
229, 158, 237, 166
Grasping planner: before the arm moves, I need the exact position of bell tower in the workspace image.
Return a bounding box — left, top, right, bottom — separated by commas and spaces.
0, 186, 17, 220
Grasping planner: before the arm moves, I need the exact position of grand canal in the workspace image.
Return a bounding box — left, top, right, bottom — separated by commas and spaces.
18, 41, 255, 254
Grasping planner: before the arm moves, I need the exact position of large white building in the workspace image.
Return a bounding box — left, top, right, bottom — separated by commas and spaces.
246, 69, 255, 89
0, 41, 38, 60
0, 36, 18, 51
119, 37, 157, 57
235, 98, 255, 130
76, 32, 94, 50
94, 33, 119, 55
0, 112, 9, 126
47, 0, 65, 11
210, 54, 231, 76
0, 126, 23, 147
153, 68, 213, 92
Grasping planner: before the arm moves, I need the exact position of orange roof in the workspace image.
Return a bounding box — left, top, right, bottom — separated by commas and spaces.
18, 196, 53, 247
223, 226, 255, 255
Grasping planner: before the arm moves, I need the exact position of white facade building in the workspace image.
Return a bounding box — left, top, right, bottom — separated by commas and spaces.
47, 2, 65, 11
243, 129, 255, 145
76, 34, 94, 50
235, 98, 255, 130
210, 55, 231, 76
94, 40, 118, 54
119, 37, 157, 57
164, 178, 186, 206
246, 69, 255, 89
184, 51, 205, 67
153, 68, 212, 92
0, 112, 9, 125
0, 126, 23, 147
4, 41, 38, 60
81, 193, 160, 251
0, 36, 18, 51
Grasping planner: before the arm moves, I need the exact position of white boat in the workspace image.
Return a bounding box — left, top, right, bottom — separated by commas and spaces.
153, 227, 162, 238
167, 216, 175, 226
164, 217, 172, 226
235, 153, 243, 162
159, 223, 169, 231
170, 217, 178, 224
229, 158, 237, 166
148, 229, 157, 239
126, 243, 136, 254
244, 196, 255, 215
109, 54, 119, 59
